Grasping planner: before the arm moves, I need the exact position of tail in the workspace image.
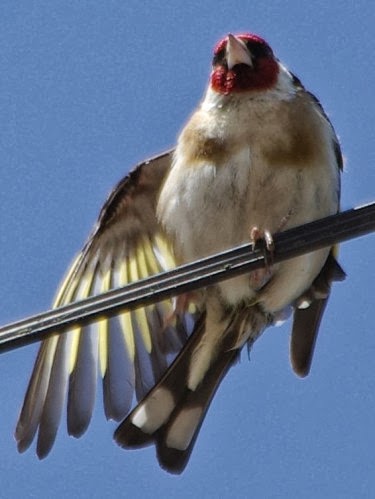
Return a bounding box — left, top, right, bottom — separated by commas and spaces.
114, 314, 239, 474
114, 305, 269, 474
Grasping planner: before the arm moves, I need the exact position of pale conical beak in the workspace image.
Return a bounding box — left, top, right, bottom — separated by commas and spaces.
226, 34, 253, 70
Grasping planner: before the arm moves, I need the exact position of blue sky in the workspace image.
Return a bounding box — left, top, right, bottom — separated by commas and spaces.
1, 1, 375, 498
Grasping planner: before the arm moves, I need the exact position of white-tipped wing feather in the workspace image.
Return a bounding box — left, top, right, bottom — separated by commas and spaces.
15, 150, 198, 457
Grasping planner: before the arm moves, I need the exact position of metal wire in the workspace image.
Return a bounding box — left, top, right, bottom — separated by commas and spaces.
0, 202, 374, 353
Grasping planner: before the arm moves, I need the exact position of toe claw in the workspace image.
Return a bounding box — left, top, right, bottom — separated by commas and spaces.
263, 230, 274, 253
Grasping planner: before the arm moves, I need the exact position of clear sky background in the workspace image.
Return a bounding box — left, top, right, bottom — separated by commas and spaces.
1, 2, 375, 498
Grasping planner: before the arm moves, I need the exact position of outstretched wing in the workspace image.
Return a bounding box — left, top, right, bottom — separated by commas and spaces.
15, 149, 198, 458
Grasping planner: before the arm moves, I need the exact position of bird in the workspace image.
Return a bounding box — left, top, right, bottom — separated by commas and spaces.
15, 32, 345, 474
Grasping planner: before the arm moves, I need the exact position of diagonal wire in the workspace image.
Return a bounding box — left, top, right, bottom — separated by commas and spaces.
0, 202, 374, 354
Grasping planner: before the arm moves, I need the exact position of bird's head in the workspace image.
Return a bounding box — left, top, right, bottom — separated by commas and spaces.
210, 33, 280, 95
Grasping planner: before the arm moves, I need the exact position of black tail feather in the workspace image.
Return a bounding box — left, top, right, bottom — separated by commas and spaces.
155, 347, 239, 474
114, 311, 243, 473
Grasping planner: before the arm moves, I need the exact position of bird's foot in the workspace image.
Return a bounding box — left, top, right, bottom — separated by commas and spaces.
163, 292, 199, 329
249, 227, 274, 289
250, 226, 274, 263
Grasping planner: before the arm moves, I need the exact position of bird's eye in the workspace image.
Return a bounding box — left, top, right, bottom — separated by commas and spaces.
212, 48, 226, 66
244, 40, 273, 59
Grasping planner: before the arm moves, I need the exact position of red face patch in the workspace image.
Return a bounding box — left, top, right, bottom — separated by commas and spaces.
211, 33, 279, 95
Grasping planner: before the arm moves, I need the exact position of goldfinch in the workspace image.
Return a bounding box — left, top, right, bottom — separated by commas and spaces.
16, 33, 345, 474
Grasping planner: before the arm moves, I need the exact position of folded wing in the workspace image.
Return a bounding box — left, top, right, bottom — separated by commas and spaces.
291, 251, 346, 377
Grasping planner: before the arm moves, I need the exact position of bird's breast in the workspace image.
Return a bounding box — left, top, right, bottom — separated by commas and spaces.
157, 94, 340, 309
157, 146, 254, 264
